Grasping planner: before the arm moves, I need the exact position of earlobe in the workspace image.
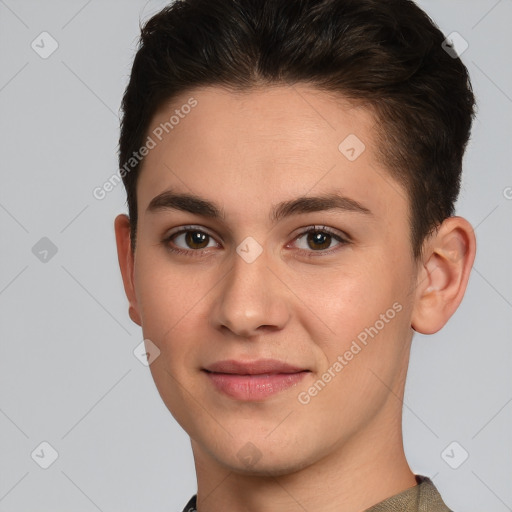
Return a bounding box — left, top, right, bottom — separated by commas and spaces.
411, 217, 476, 335
114, 214, 142, 326
128, 305, 141, 325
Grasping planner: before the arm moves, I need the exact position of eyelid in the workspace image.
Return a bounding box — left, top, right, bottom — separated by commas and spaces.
165, 224, 221, 242
291, 225, 350, 243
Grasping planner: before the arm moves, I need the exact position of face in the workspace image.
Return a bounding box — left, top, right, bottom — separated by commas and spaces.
123, 85, 420, 475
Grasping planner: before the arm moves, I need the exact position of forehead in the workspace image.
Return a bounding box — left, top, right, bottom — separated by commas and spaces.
137, 85, 407, 225
147, 84, 376, 165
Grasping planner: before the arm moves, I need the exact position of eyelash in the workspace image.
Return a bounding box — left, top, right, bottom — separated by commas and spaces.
162, 225, 350, 258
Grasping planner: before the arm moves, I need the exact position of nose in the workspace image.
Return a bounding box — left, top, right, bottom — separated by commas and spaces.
211, 248, 291, 338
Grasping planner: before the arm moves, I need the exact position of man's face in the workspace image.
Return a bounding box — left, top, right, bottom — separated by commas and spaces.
129, 85, 419, 474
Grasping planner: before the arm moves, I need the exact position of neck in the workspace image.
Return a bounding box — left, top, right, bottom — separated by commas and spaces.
192, 412, 416, 512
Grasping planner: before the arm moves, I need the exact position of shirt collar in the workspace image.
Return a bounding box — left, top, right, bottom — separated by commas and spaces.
364, 475, 452, 511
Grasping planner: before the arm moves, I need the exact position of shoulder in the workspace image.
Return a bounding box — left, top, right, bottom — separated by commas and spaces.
416, 475, 454, 512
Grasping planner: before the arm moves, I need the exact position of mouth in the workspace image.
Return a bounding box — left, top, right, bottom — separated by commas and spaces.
202, 359, 310, 401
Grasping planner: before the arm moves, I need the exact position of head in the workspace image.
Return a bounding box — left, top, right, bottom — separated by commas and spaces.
115, 0, 476, 476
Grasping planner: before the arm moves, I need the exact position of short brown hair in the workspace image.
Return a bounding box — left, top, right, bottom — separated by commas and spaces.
119, 0, 476, 257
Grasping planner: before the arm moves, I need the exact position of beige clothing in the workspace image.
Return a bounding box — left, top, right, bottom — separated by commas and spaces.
365, 475, 452, 511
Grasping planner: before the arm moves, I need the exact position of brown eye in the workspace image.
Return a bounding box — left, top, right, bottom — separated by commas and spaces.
184, 230, 210, 249
306, 231, 332, 250
293, 227, 347, 253
168, 229, 217, 252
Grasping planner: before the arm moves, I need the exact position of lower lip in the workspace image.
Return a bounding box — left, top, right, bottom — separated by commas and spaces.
204, 371, 308, 400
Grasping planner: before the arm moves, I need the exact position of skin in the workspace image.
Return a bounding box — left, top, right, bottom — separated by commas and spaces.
115, 85, 476, 512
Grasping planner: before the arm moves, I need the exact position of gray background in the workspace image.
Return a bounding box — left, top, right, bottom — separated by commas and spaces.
0, 0, 511, 510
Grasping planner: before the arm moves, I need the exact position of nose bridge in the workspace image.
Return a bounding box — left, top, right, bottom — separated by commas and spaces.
212, 246, 290, 337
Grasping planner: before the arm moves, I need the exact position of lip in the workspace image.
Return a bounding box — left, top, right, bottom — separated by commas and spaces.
203, 359, 309, 401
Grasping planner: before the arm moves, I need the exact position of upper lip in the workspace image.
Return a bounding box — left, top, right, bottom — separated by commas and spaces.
204, 359, 307, 375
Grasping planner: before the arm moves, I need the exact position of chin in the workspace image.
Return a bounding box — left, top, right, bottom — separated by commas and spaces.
205, 436, 320, 477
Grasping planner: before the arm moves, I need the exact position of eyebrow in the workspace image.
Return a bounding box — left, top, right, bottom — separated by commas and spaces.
146, 190, 372, 222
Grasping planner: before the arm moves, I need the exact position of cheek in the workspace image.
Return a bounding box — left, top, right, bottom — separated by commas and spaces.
287, 252, 413, 377
134, 251, 211, 333
134, 256, 212, 422
286, 261, 392, 340
133, 253, 225, 379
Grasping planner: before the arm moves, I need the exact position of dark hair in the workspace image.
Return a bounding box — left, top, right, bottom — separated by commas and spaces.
119, 0, 475, 257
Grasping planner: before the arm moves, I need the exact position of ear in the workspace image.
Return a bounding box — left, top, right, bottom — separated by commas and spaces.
411, 216, 476, 334
114, 214, 142, 326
